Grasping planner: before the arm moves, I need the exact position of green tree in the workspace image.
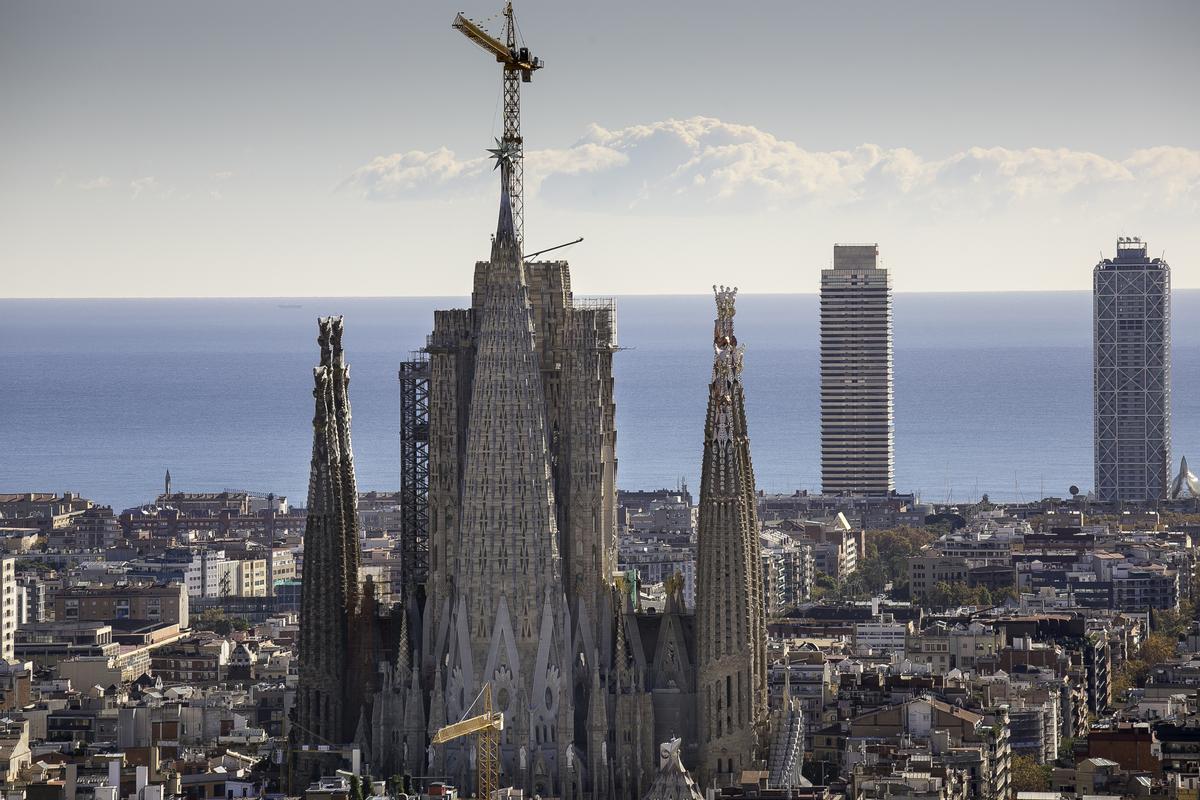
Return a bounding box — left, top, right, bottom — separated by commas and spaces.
1011, 754, 1051, 792
928, 581, 955, 609
1114, 630, 1179, 698
192, 608, 250, 636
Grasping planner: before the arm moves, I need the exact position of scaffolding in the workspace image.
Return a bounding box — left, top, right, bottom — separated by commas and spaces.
399, 352, 431, 588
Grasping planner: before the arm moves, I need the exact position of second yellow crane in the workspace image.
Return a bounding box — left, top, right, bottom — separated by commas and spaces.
431, 683, 504, 800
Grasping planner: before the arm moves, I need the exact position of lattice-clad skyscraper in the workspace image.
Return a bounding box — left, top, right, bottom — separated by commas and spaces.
820, 244, 894, 495
1094, 237, 1172, 503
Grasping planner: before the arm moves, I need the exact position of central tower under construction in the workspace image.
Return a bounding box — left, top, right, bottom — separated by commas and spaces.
422, 145, 619, 797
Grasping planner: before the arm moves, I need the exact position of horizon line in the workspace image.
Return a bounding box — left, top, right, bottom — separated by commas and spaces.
4, 287, 1200, 301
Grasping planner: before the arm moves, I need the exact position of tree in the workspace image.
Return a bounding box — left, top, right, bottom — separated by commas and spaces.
1142, 631, 1178, 665
928, 580, 980, 610
193, 608, 250, 636
1113, 630, 1180, 698
995, 584, 1019, 603
850, 527, 938, 600
1152, 606, 1192, 639
1011, 754, 1051, 792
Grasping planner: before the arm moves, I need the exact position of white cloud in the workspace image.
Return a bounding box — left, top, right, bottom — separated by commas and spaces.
130, 176, 157, 198
345, 147, 490, 200
78, 176, 112, 191
346, 116, 1200, 216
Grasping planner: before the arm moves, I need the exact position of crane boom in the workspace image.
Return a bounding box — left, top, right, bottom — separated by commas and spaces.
452, 3, 542, 249
430, 711, 503, 744
452, 14, 538, 71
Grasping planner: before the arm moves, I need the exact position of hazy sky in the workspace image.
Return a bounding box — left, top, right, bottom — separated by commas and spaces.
2, 0, 1197, 297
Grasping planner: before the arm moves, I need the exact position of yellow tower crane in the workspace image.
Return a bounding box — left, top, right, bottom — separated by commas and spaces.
452, 2, 543, 249
431, 683, 504, 800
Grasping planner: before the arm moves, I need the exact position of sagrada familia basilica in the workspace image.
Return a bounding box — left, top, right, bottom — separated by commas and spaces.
290, 147, 797, 798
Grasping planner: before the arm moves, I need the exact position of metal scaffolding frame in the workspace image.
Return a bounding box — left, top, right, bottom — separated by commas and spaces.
399, 352, 431, 588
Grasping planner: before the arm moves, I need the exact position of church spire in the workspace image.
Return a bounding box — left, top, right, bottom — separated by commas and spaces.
488, 138, 519, 253
431, 132, 570, 793
293, 316, 366, 779
695, 286, 768, 786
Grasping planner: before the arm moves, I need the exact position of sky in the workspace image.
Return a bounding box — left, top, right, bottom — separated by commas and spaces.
1, 0, 1197, 297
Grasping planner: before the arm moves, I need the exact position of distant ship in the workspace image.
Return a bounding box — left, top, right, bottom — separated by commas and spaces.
277, 303, 302, 309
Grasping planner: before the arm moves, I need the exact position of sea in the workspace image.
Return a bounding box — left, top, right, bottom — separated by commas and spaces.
1, 292, 1196, 512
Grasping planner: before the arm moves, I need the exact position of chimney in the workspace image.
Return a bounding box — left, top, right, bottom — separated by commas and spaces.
136, 765, 148, 794
64, 763, 77, 800
107, 760, 120, 789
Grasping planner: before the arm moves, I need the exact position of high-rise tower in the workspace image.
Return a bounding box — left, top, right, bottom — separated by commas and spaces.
695, 286, 767, 786
820, 244, 894, 496
1094, 237, 1171, 503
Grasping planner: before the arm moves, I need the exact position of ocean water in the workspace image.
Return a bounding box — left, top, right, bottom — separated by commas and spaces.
0, 292, 1196, 511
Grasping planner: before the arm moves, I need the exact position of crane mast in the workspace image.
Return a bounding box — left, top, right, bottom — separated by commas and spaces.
453, 2, 542, 249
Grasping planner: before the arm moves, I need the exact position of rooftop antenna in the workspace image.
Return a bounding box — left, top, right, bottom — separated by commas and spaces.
523, 236, 583, 262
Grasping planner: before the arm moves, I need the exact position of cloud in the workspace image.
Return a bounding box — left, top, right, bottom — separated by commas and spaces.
345, 147, 490, 200
212, 170, 234, 181
130, 176, 157, 198
78, 176, 112, 191
346, 116, 1200, 216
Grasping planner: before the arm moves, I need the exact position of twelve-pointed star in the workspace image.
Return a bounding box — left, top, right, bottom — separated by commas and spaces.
488, 138, 518, 171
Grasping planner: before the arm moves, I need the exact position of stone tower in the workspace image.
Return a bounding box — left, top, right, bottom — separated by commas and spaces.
695, 287, 767, 786
293, 317, 371, 775
423, 146, 596, 798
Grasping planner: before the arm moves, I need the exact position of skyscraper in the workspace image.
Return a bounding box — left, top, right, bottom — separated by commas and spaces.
1093, 236, 1171, 503
820, 244, 894, 496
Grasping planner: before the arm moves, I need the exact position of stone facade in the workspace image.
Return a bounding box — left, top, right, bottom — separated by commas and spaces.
293, 317, 363, 759
292, 318, 420, 784
695, 287, 768, 785
293, 164, 773, 799
424, 167, 578, 798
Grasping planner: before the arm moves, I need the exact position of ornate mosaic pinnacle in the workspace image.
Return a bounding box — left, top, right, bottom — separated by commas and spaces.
712, 285, 742, 379
713, 285, 738, 320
